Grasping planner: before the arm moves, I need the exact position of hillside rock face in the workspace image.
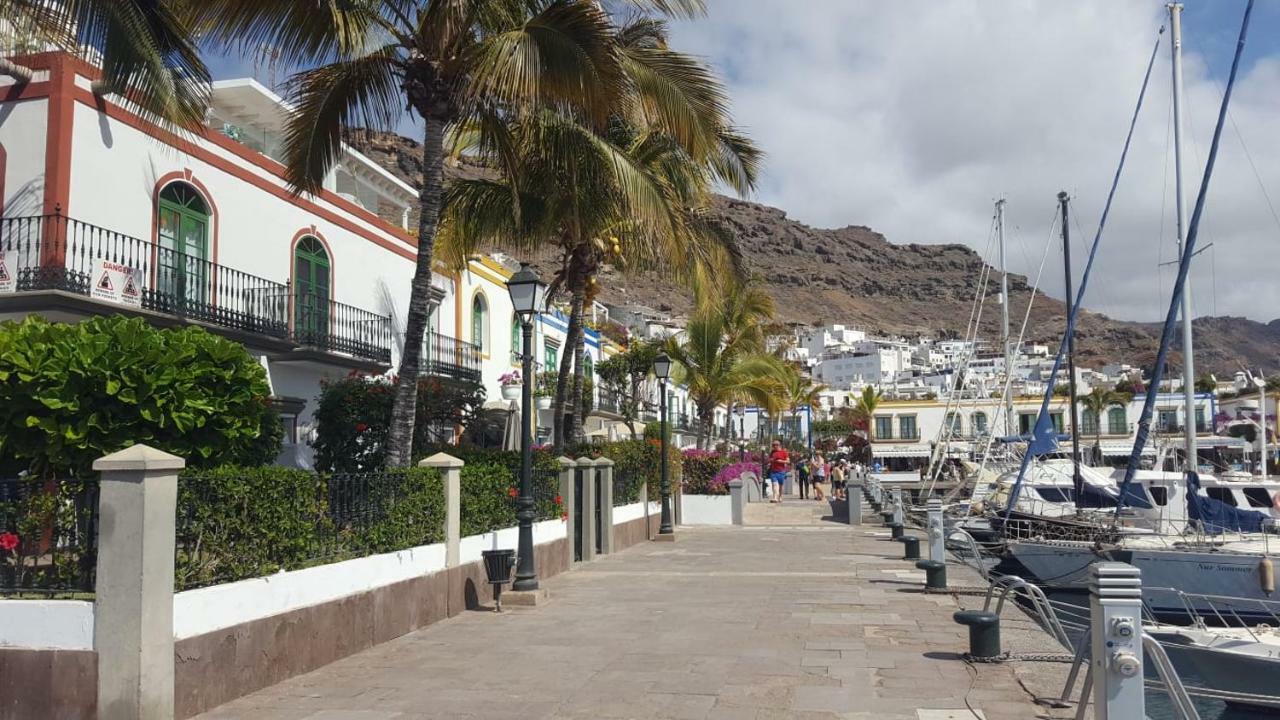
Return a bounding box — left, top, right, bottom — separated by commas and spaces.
347, 130, 1277, 375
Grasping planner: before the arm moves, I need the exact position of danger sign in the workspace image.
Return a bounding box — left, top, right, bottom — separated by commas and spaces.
0, 252, 12, 294
89, 259, 142, 307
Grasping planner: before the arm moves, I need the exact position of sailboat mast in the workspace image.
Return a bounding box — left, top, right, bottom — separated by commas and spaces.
1059, 192, 1084, 495
997, 198, 1013, 436
1169, 2, 1199, 472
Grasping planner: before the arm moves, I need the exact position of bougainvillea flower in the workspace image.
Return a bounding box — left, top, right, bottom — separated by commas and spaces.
0, 532, 18, 551
507, 487, 518, 498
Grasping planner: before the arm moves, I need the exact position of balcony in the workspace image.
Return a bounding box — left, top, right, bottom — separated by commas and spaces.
421, 330, 482, 382
596, 387, 624, 416
1, 213, 393, 367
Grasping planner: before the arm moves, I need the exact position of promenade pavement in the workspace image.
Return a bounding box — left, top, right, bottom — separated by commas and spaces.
196, 499, 1068, 720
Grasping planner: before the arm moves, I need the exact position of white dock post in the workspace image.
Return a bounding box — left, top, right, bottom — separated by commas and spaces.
926, 499, 945, 563
1089, 563, 1144, 720
891, 488, 904, 526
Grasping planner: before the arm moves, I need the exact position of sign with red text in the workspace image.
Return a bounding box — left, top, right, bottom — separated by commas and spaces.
90, 259, 142, 307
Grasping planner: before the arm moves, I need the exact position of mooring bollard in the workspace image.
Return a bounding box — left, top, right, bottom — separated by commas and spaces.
926, 499, 945, 564
1090, 563, 1144, 719
953, 610, 1001, 660
889, 522, 904, 540
900, 535, 920, 560
880, 511, 894, 525
916, 559, 946, 590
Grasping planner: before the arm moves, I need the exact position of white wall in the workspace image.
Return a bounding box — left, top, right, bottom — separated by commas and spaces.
458, 517, 566, 565
173, 541, 447, 640
679, 494, 733, 525
0, 97, 48, 217
0, 599, 93, 650
613, 501, 659, 525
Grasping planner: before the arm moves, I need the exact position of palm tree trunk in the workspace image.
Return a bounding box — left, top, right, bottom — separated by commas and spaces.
569, 285, 587, 444
385, 114, 447, 467
552, 268, 585, 449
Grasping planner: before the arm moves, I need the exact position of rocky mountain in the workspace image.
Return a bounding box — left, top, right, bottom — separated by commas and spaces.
346, 130, 1278, 376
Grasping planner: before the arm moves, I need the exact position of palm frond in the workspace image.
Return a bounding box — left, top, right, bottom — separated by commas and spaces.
280, 47, 402, 193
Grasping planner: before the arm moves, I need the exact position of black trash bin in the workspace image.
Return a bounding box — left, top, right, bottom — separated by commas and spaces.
482, 549, 516, 612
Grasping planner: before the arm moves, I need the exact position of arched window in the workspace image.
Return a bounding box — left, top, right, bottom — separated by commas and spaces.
1081, 409, 1099, 436
1107, 407, 1127, 435
294, 236, 330, 341
944, 412, 962, 437
583, 352, 594, 379
471, 293, 488, 352
156, 182, 210, 305
971, 412, 987, 436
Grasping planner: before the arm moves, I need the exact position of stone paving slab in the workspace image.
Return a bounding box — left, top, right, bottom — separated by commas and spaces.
195, 519, 1071, 720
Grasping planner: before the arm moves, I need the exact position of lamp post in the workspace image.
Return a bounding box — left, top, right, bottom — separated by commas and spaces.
654, 353, 674, 536
507, 263, 546, 591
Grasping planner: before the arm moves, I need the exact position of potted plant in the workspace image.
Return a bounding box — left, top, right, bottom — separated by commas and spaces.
499, 370, 522, 401
534, 371, 556, 410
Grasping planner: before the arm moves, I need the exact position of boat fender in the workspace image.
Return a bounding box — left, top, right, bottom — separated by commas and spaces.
1261, 556, 1275, 596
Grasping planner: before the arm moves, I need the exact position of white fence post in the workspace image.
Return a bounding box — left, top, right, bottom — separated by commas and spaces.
598, 458, 615, 554
93, 444, 184, 720
420, 453, 463, 568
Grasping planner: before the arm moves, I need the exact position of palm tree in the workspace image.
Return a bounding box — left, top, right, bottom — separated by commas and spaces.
777, 365, 825, 445
851, 385, 883, 437
438, 19, 759, 447
664, 278, 781, 448
191, 0, 692, 466
1079, 386, 1125, 455
1, 0, 210, 125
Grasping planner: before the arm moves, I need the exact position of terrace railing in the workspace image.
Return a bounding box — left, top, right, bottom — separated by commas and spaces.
1, 213, 393, 364
422, 330, 482, 382
0, 476, 99, 597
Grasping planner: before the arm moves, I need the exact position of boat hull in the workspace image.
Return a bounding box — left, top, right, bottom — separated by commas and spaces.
1151, 632, 1280, 710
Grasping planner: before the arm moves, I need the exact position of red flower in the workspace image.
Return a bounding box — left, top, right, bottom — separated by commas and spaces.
355, 423, 369, 433
0, 532, 18, 552
507, 487, 518, 498
560, 512, 569, 522
554, 495, 563, 506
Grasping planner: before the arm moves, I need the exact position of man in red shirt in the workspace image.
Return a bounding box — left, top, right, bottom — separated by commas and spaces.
768, 439, 790, 503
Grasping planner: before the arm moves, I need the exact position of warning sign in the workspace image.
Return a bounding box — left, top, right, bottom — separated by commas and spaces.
0, 252, 12, 294
89, 259, 142, 307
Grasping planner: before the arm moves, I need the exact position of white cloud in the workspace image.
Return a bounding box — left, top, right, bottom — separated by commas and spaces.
670, 0, 1280, 323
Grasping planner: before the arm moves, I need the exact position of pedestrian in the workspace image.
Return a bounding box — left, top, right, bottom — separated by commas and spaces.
796, 455, 810, 499
828, 460, 842, 500
768, 439, 789, 503
811, 451, 826, 502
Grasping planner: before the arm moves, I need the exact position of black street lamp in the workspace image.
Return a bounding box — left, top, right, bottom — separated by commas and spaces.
507, 263, 546, 591
653, 352, 674, 535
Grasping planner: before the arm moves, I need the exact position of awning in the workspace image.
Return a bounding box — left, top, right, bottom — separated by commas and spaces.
872, 446, 931, 458
1098, 442, 1157, 457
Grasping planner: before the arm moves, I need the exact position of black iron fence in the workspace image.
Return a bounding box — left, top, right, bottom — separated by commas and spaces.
505, 466, 563, 522
0, 476, 99, 597
597, 387, 624, 415
174, 467, 444, 592
422, 330, 483, 382
1, 213, 393, 364
612, 465, 644, 506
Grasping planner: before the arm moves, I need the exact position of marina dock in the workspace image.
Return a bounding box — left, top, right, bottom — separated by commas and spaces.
195, 500, 1074, 720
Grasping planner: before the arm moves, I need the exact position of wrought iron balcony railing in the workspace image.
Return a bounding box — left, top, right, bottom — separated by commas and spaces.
1, 213, 393, 364
422, 330, 482, 382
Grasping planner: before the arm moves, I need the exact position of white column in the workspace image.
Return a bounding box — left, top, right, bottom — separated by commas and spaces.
420, 453, 463, 567
1089, 563, 1144, 720
93, 445, 185, 720
578, 457, 597, 561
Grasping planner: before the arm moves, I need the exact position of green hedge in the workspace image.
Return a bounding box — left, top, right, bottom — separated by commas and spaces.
174, 465, 444, 590
0, 316, 280, 478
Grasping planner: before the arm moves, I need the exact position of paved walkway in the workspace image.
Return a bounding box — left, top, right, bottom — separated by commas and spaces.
197, 516, 1067, 720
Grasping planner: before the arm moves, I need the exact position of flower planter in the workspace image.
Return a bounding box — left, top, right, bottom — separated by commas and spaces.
535, 396, 552, 410
500, 384, 521, 401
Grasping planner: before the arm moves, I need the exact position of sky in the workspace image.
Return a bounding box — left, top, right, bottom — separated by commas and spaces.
205, 0, 1280, 324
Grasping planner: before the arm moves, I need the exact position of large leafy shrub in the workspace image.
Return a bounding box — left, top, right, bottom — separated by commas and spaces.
0, 316, 280, 477
459, 459, 561, 537
313, 373, 487, 472
681, 450, 731, 495
174, 465, 443, 589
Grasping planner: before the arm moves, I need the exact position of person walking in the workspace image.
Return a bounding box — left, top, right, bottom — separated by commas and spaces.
768, 440, 790, 503
796, 455, 810, 500
811, 451, 826, 502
